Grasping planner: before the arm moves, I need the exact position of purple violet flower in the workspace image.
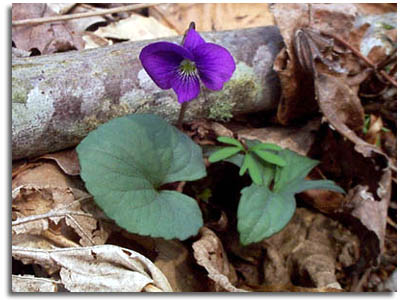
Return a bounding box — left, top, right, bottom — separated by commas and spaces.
139, 29, 236, 103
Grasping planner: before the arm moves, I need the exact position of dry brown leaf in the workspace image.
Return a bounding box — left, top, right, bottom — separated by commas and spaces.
237, 119, 320, 156
271, 3, 358, 44
192, 227, 246, 292
66, 4, 107, 34
11, 186, 108, 248
355, 3, 397, 16
271, 4, 394, 170
149, 3, 275, 35
12, 162, 77, 189
82, 31, 112, 49
12, 163, 111, 248
12, 245, 173, 292
114, 231, 210, 292
12, 274, 60, 292
262, 208, 360, 289
153, 239, 209, 292
223, 208, 359, 291
36, 149, 81, 176
315, 73, 390, 164
270, 3, 358, 124
344, 169, 392, 256
300, 189, 345, 215
12, 3, 84, 54
298, 124, 391, 269
93, 13, 178, 43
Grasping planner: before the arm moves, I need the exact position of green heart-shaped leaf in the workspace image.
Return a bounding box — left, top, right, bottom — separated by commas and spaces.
237, 149, 344, 245
237, 184, 296, 245
77, 114, 206, 240
273, 149, 319, 192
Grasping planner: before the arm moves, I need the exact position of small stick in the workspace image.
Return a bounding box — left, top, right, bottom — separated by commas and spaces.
12, 3, 158, 27
321, 31, 397, 87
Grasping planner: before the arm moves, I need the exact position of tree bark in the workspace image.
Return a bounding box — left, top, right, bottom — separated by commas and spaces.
12, 26, 283, 160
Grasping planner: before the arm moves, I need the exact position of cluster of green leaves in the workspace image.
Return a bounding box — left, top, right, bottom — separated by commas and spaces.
77, 114, 206, 240
209, 137, 286, 185
76, 114, 344, 245
209, 137, 345, 245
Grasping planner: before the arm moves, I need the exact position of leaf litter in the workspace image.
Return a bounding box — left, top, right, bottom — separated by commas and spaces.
12, 3, 396, 292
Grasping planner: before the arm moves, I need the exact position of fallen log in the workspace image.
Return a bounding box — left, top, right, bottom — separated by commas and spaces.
12, 26, 283, 160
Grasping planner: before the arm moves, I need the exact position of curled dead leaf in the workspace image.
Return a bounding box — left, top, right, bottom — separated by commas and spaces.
36, 149, 80, 176
12, 245, 173, 292
343, 169, 392, 259
314, 73, 391, 165
192, 227, 246, 292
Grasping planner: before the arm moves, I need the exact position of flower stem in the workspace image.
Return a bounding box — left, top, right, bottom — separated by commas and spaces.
177, 21, 196, 128
177, 102, 188, 129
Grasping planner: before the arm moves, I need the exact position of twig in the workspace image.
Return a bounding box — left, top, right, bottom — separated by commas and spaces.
12, 210, 96, 227
12, 3, 158, 27
321, 31, 397, 87
41, 230, 81, 248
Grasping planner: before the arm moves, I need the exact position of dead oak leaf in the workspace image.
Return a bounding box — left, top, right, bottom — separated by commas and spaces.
342, 168, 392, 265
12, 3, 84, 54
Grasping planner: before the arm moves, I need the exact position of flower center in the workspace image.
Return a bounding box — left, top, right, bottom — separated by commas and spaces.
179, 59, 197, 76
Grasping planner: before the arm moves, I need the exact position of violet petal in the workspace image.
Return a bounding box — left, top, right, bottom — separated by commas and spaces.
171, 73, 200, 103
183, 29, 206, 53
193, 43, 236, 90
139, 42, 194, 89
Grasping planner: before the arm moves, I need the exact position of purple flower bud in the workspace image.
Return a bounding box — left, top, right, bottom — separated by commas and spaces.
139, 29, 236, 103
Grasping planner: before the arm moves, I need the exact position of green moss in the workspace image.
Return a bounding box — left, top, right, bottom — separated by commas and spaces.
207, 62, 259, 122
12, 77, 33, 104
208, 97, 234, 122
